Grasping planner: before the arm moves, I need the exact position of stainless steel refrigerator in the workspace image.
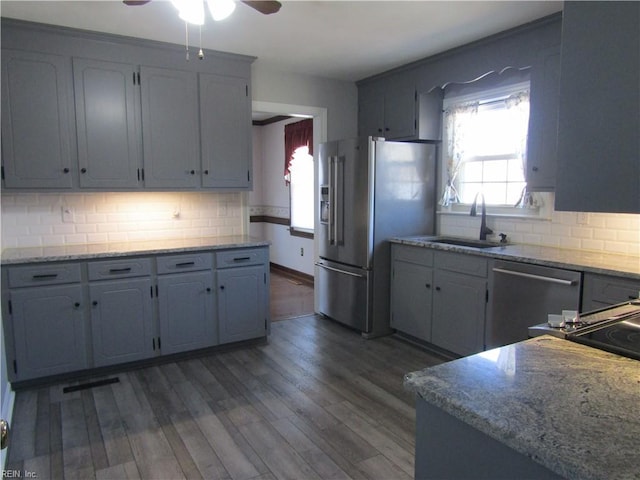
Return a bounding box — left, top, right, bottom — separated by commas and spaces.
316, 137, 437, 337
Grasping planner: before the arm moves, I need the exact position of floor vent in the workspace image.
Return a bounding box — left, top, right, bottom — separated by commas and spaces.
63, 377, 119, 394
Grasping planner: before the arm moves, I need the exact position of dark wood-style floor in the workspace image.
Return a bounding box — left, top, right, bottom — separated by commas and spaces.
269, 269, 315, 322
5, 273, 444, 480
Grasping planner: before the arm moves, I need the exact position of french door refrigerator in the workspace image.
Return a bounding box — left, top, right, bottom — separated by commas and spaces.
316, 137, 437, 337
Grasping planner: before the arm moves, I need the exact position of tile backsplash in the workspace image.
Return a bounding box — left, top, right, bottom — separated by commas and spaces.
1, 192, 244, 249
438, 208, 640, 256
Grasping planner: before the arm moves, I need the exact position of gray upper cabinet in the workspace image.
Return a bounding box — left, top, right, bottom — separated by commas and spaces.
1, 19, 254, 192
358, 74, 442, 141
1, 50, 74, 189
73, 58, 142, 189
200, 73, 252, 189
526, 45, 560, 191
140, 66, 200, 189
555, 1, 640, 213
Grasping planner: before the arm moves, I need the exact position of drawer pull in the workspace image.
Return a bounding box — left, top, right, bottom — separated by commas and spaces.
109, 267, 132, 274
233, 257, 251, 262
32, 274, 58, 280
175, 261, 196, 267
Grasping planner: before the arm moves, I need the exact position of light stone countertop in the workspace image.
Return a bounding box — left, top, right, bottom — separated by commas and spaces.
1, 235, 269, 265
404, 336, 640, 480
391, 236, 640, 280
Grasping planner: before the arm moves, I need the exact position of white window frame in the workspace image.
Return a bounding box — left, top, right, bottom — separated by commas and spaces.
439, 81, 550, 219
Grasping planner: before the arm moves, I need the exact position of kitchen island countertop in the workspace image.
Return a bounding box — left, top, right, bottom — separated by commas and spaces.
391, 236, 640, 280
404, 335, 640, 480
1, 235, 269, 265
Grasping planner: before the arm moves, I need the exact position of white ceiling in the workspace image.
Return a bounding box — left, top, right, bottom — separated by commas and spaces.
0, 1, 562, 82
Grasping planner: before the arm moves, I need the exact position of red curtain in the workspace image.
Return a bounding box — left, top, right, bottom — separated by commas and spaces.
284, 118, 313, 185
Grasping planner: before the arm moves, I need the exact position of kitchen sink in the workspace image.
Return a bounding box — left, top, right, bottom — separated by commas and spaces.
428, 237, 503, 249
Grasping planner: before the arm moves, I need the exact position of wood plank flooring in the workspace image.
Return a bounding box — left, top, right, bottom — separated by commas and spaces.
6, 313, 444, 479
269, 269, 315, 322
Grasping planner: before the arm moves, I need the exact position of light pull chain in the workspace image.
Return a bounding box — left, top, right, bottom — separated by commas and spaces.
198, 25, 204, 60
184, 21, 190, 61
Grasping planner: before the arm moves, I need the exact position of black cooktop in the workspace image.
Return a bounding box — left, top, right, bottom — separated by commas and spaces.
569, 314, 640, 361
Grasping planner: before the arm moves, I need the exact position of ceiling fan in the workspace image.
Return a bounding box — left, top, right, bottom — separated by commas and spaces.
123, 0, 282, 21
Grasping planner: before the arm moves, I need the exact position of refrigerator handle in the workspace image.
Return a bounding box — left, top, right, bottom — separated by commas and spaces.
329, 157, 336, 245
335, 155, 345, 246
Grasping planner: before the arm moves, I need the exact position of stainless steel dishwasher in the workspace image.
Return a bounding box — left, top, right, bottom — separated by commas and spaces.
486, 260, 582, 349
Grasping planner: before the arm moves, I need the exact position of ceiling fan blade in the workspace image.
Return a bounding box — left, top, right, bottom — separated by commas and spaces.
242, 1, 282, 15
123, 0, 152, 5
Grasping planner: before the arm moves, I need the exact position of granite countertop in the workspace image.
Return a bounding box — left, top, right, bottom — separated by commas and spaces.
391, 236, 640, 280
1, 235, 269, 265
404, 336, 640, 480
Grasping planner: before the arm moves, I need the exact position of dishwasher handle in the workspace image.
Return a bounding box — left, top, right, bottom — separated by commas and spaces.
492, 267, 577, 286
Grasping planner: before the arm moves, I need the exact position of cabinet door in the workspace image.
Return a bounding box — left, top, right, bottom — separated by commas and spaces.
1, 50, 74, 189
582, 273, 640, 311
358, 82, 385, 137
526, 45, 560, 191
391, 259, 433, 341
432, 270, 486, 357
89, 278, 154, 367
555, 1, 640, 213
73, 58, 142, 188
10, 284, 86, 380
217, 264, 267, 343
157, 271, 216, 354
383, 81, 416, 140
200, 73, 252, 189
140, 66, 200, 188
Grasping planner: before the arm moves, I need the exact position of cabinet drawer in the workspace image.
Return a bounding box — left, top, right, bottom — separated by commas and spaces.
7, 263, 81, 287
88, 258, 152, 280
215, 248, 267, 269
434, 252, 487, 278
584, 274, 640, 305
392, 244, 433, 267
156, 252, 213, 274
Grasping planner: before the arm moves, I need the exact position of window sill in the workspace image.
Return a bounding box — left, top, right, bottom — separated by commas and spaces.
437, 204, 550, 221
290, 227, 314, 239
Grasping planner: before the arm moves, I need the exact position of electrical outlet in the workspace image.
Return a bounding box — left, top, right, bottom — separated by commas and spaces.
300, 247, 304, 256
172, 205, 181, 219
576, 212, 589, 225
61, 206, 74, 223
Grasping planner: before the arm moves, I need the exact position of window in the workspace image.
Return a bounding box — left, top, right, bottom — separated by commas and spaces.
284, 118, 314, 236
440, 82, 531, 208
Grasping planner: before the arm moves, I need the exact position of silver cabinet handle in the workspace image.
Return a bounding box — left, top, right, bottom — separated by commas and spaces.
315, 262, 365, 278
492, 267, 577, 286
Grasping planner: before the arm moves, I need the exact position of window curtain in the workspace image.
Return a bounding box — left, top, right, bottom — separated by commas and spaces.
504, 90, 540, 208
439, 101, 478, 206
284, 118, 313, 185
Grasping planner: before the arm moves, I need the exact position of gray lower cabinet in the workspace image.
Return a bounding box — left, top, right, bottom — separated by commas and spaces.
5, 263, 87, 382
140, 66, 200, 189
2, 246, 269, 383
10, 285, 87, 381
200, 73, 252, 189
157, 253, 216, 355
73, 58, 142, 189
582, 273, 640, 311
216, 249, 269, 343
89, 278, 155, 367
390, 244, 434, 341
88, 257, 155, 367
432, 267, 487, 357
1, 50, 74, 189
390, 246, 487, 356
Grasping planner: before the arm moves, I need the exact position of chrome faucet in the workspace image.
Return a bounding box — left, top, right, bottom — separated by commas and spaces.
470, 193, 493, 240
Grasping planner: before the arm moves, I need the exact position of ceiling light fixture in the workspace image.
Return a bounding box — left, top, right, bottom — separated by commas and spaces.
171, 0, 236, 25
